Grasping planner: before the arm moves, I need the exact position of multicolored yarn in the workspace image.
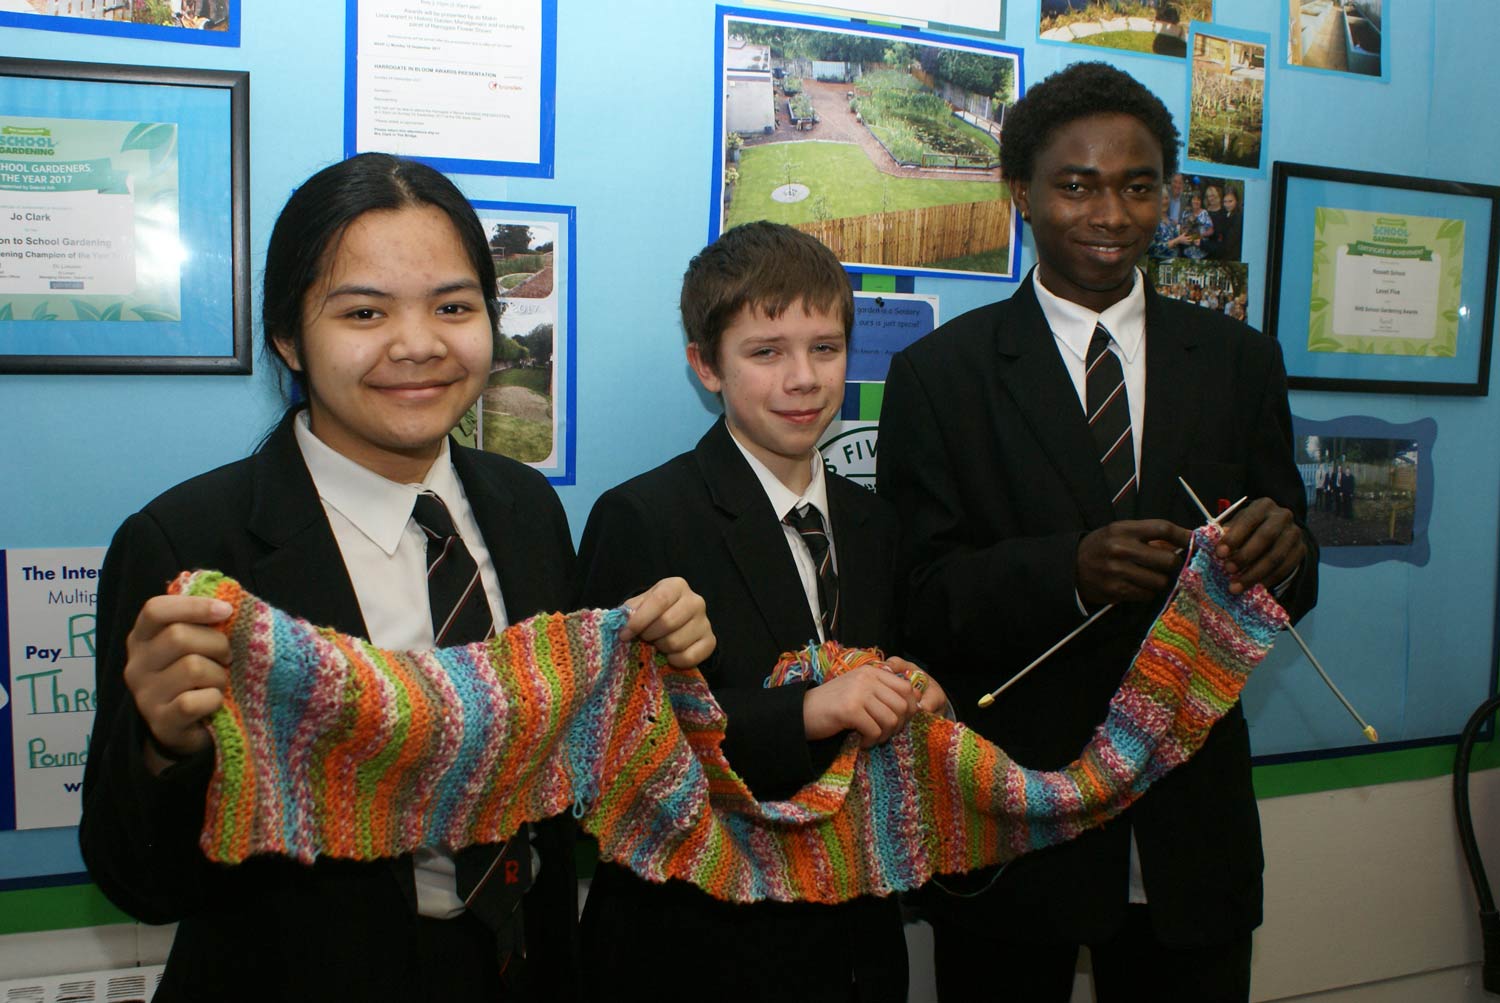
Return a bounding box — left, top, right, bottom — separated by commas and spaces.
176, 523, 1286, 904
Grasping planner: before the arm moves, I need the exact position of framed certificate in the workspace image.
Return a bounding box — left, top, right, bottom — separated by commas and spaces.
0, 58, 250, 374
1265, 162, 1500, 395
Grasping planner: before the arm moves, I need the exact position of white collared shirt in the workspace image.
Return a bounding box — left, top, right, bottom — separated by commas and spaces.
1033, 264, 1148, 475
293, 411, 508, 917
726, 429, 836, 643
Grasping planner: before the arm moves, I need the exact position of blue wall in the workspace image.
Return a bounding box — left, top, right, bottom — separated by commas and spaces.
2, 0, 1497, 886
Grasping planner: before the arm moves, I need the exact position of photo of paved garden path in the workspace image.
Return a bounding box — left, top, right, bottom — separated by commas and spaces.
742, 79, 999, 184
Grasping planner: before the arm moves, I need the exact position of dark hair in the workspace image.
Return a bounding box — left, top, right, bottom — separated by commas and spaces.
1000, 62, 1180, 183
680, 221, 854, 370
261, 153, 498, 401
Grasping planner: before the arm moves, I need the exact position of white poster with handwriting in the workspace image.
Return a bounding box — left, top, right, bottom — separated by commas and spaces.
5, 547, 103, 831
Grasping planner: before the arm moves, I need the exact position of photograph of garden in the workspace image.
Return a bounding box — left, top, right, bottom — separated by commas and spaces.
1286, 0, 1383, 77
1, 0, 231, 31
719, 14, 1022, 277
1038, 0, 1214, 59
453, 218, 560, 469
1296, 434, 1418, 548
1187, 30, 1267, 171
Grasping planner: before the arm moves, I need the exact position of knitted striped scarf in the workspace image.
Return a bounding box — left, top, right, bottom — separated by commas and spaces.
177, 524, 1286, 904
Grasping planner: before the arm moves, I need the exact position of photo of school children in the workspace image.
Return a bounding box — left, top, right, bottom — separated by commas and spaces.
1297, 434, 1418, 547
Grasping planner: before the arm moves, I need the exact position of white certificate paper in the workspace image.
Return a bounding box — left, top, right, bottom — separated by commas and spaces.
0, 187, 136, 297
355, 0, 544, 166
1332, 247, 1442, 341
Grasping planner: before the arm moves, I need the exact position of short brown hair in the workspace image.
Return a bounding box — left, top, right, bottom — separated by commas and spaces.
680, 222, 854, 370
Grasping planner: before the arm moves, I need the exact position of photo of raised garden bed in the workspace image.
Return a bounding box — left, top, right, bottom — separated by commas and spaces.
717, 10, 1023, 279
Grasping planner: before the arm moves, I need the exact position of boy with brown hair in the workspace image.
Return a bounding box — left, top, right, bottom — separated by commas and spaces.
576, 221, 943, 1001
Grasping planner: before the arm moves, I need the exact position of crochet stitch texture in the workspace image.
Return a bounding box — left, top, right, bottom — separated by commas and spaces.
177, 524, 1286, 904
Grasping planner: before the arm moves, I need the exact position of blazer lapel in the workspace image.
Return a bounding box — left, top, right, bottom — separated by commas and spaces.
245, 414, 367, 637
450, 443, 539, 620
696, 419, 821, 648
824, 481, 876, 642
994, 275, 1116, 528
1136, 284, 1205, 520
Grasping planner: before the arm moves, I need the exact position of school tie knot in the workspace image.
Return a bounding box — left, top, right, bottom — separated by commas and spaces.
412, 491, 458, 541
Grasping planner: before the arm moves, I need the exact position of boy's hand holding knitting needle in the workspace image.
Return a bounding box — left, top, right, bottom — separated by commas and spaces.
1076, 518, 1193, 606
1213, 497, 1305, 595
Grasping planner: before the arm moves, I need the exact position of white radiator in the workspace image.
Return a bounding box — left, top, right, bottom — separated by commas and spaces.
0, 965, 163, 1002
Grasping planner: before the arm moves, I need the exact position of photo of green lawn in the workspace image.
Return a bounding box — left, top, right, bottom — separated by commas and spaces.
726, 143, 996, 228
720, 14, 1021, 277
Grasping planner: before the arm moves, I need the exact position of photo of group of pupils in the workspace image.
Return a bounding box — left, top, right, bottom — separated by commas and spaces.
1148, 171, 1246, 264
78, 58, 1312, 1003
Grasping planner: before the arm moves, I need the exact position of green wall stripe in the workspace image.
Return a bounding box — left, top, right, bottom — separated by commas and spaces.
0, 883, 132, 935
1254, 739, 1500, 799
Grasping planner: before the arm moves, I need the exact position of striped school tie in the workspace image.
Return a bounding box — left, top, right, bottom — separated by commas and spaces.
785, 503, 840, 640
1085, 324, 1137, 518
412, 492, 494, 648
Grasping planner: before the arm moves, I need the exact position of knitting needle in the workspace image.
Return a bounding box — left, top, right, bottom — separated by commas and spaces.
978, 605, 1111, 708
977, 494, 1248, 709
1176, 477, 1378, 743
1284, 625, 1379, 742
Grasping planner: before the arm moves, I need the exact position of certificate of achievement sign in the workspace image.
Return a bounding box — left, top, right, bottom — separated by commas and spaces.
2, 547, 105, 832
353, 0, 547, 170
1310, 208, 1465, 357
0, 116, 181, 324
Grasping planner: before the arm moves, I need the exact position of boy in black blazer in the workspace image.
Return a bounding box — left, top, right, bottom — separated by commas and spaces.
576, 222, 945, 1001
877, 63, 1317, 1001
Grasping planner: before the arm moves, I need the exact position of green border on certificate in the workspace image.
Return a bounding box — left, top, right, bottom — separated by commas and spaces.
0, 115, 181, 324
1308, 207, 1463, 357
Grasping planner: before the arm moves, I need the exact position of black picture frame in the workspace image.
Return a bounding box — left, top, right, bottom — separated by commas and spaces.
0, 58, 250, 375
1264, 161, 1500, 395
